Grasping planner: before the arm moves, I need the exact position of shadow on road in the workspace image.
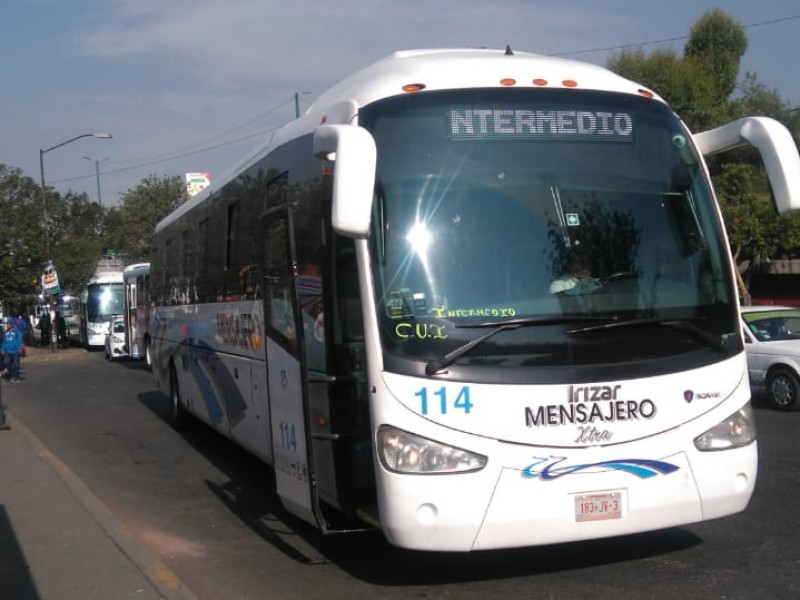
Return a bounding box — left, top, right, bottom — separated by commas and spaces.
0, 506, 40, 600
137, 388, 704, 585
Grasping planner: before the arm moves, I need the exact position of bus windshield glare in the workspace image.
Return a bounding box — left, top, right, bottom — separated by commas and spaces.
87, 283, 124, 321
359, 89, 739, 377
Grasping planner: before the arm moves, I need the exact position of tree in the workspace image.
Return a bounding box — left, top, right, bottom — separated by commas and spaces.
607, 9, 800, 301
0, 163, 117, 307
0, 165, 48, 307
607, 47, 722, 132
684, 8, 748, 103
106, 174, 188, 262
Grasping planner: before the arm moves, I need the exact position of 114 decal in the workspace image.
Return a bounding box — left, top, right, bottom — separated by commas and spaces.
415, 386, 473, 415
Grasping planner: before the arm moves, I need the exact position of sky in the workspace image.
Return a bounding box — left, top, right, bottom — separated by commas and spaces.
2, 0, 799, 207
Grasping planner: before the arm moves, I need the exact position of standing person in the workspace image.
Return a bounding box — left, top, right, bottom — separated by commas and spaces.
2, 320, 23, 382
55, 311, 67, 347
37, 311, 52, 347
12, 312, 27, 357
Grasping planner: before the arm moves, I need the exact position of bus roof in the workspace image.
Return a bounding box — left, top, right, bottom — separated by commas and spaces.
309, 48, 664, 114
156, 47, 665, 233
123, 263, 150, 276
87, 271, 124, 285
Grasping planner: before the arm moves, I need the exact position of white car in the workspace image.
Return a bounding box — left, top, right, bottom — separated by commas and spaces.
104, 317, 127, 361
741, 305, 800, 410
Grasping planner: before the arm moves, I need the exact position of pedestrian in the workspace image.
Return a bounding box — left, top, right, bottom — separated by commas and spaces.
55, 311, 67, 347
2, 319, 23, 382
37, 311, 52, 347
12, 312, 28, 357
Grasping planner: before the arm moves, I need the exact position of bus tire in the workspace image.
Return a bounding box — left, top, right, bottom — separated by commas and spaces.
144, 339, 153, 371
169, 363, 192, 429
766, 367, 800, 411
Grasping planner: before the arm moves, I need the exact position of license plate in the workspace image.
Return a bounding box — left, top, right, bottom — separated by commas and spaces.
574, 491, 623, 522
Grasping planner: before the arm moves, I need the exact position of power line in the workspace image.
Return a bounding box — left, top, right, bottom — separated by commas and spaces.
54, 126, 281, 185
50, 95, 300, 186
110, 96, 296, 166
51, 14, 800, 188
552, 13, 800, 57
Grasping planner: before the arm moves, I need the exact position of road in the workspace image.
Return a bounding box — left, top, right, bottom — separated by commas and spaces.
4, 350, 799, 600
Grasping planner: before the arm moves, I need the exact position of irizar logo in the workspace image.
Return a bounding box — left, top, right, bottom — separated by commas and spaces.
525, 385, 657, 427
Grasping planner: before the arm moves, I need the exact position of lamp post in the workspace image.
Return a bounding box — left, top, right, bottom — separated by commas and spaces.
38, 132, 112, 352
294, 91, 311, 118
82, 156, 109, 207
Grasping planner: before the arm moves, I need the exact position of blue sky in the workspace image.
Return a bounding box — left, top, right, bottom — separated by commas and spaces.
2, 0, 799, 206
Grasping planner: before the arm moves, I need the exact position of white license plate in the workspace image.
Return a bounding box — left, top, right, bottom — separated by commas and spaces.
574, 491, 623, 522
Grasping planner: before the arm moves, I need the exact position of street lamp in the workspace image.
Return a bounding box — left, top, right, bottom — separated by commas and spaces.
38, 132, 112, 352
39, 132, 112, 255
82, 156, 109, 207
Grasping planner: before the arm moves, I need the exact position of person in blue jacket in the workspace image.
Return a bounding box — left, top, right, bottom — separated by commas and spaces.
2, 320, 24, 382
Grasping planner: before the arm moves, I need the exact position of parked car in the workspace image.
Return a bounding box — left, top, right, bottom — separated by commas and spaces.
741, 305, 800, 410
104, 316, 127, 361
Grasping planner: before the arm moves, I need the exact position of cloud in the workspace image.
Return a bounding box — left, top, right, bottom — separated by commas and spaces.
72, 0, 627, 90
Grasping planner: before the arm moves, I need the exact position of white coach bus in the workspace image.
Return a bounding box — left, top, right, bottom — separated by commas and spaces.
149, 48, 800, 551
79, 270, 125, 347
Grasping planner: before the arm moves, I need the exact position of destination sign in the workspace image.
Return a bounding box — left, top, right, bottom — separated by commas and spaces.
448, 107, 633, 142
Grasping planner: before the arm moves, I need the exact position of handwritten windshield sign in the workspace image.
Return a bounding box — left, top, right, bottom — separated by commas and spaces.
448, 108, 633, 142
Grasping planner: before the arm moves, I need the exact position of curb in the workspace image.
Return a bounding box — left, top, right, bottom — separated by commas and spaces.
7, 413, 201, 600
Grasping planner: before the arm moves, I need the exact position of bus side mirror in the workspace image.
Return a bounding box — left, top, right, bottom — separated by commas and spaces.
694, 117, 800, 215
313, 125, 377, 238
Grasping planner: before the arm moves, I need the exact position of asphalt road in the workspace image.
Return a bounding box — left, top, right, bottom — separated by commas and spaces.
4, 349, 799, 600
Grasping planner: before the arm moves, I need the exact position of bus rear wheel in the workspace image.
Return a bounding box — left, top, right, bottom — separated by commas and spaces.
169, 364, 192, 429
766, 367, 800, 411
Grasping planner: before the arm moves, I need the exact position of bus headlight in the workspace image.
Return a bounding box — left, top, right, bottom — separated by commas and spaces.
694, 403, 757, 451
377, 425, 487, 474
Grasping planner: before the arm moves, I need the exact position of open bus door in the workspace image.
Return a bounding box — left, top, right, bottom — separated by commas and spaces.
263, 206, 322, 527
263, 199, 374, 533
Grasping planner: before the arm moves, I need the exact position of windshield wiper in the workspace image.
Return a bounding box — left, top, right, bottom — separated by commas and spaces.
425, 315, 613, 376
566, 317, 730, 352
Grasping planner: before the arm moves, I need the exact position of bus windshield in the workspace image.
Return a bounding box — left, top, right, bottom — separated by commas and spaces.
87, 283, 124, 321
359, 89, 739, 377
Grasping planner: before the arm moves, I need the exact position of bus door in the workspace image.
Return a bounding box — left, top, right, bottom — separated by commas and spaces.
263, 207, 323, 528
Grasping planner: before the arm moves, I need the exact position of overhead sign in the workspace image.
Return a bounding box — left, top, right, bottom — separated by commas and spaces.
41, 260, 61, 296
448, 107, 634, 142
186, 172, 211, 197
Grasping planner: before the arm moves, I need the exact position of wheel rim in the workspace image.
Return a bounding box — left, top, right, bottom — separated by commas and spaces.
769, 375, 795, 408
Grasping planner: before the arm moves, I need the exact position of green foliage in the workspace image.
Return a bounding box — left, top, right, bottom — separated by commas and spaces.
0, 164, 111, 306
684, 8, 748, 101
53, 237, 106, 292
607, 9, 800, 299
0, 165, 48, 306
715, 163, 776, 261
607, 48, 723, 131
105, 174, 188, 262
0, 166, 187, 309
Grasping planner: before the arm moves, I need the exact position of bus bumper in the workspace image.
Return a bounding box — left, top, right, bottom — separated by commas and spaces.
377, 442, 757, 551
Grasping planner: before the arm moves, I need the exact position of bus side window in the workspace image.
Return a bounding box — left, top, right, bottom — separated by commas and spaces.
337, 250, 362, 342
264, 214, 297, 351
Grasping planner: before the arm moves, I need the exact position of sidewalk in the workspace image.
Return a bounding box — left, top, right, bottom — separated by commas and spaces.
20, 341, 87, 364
0, 353, 199, 600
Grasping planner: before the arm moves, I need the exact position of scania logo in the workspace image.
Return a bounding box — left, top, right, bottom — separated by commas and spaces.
684, 390, 721, 403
